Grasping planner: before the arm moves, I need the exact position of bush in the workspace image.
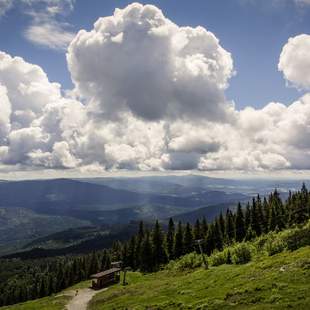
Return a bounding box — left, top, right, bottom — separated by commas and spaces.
166, 252, 204, 271
284, 225, 310, 251
254, 234, 270, 251
264, 237, 286, 256
231, 243, 253, 264
210, 250, 227, 266
210, 248, 233, 266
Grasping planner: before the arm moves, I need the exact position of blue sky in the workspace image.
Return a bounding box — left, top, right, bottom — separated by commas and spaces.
0, 0, 309, 109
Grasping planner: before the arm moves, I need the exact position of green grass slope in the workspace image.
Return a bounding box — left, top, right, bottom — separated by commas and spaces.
89, 246, 310, 310
2, 247, 309, 309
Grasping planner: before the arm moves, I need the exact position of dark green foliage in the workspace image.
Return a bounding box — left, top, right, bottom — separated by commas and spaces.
174, 222, 184, 258
231, 243, 252, 264
183, 223, 194, 254
201, 216, 208, 236
0, 250, 111, 307
214, 218, 224, 251
244, 202, 251, 231
245, 226, 256, 241
166, 218, 175, 260
140, 233, 153, 273
152, 220, 167, 269
193, 219, 202, 240
225, 209, 235, 244
235, 203, 246, 242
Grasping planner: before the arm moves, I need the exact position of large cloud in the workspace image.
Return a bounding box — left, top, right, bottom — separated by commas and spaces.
278, 34, 310, 89
67, 3, 234, 122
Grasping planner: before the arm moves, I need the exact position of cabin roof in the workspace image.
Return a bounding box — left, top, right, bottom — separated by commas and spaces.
90, 268, 121, 279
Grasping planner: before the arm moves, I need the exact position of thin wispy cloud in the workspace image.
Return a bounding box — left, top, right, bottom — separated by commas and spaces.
0, 0, 13, 17
1, 0, 75, 50
23, 0, 75, 50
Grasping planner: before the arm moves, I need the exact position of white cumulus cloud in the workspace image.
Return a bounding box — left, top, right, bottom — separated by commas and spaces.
279, 34, 310, 89
67, 3, 234, 122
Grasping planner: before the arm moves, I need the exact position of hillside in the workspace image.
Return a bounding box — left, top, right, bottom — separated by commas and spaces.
0, 208, 90, 255
0, 178, 250, 254
2, 246, 309, 309
89, 247, 310, 309
171, 202, 239, 223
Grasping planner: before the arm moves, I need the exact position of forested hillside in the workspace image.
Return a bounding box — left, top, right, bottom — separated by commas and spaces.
0, 185, 309, 307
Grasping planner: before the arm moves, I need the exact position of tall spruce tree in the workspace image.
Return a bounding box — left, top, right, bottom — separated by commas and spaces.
201, 216, 209, 236
152, 220, 167, 269
205, 222, 215, 255
166, 218, 175, 260
214, 218, 224, 251
244, 202, 252, 231
235, 202, 246, 242
225, 209, 235, 244
218, 212, 226, 237
128, 236, 137, 270
174, 221, 184, 258
262, 197, 270, 233
194, 219, 202, 240
140, 232, 153, 272
184, 223, 194, 254
251, 197, 262, 236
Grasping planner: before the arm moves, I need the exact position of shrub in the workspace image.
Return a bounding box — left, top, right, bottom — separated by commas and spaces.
166, 252, 204, 271
284, 225, 310, 251
210, 248, 233, 266
231, 243, 253, 264
254, 234, 270, 251
264, 237, 286, 256
210, 250, 227, 266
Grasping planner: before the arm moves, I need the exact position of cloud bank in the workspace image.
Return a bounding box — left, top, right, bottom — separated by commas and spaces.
0, 3, 310, 174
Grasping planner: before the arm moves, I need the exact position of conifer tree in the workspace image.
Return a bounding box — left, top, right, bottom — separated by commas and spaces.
244, 202, 252, 231
166, 218, 175, 260
89, 252, 100, 275
184, 222, 194, 254
218, 212, 226, 237
268, 204, 277, 231
174, 221, 184, 258
262, 197, 270, 233
121, 243, 129, 268
194, 219, 202, 240
225, 209, 235, 244
235, 203, 246, 242
205, 222, 215, 255
152, 220, 167, 269
135, 221, 145, 269
245, 226, 256, 241
128, 236, 137, 270
214, 218, 223, 251
140, 232, 153, 272
251, 197, 262, 236
201, 216, 209, 236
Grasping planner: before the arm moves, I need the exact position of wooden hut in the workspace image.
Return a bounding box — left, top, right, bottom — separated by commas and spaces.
90, 267, 121, 290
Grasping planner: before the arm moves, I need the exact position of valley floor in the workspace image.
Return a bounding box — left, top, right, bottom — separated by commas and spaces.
2, 246, 310, 310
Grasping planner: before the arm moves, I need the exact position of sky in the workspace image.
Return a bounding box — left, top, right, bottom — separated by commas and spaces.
0, 0, 310, 179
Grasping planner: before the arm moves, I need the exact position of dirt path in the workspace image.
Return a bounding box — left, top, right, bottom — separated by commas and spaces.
66, 288, 107, 310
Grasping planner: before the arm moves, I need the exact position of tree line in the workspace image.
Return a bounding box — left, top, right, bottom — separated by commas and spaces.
0, 185, 309, 306
119, 185, 310, 272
